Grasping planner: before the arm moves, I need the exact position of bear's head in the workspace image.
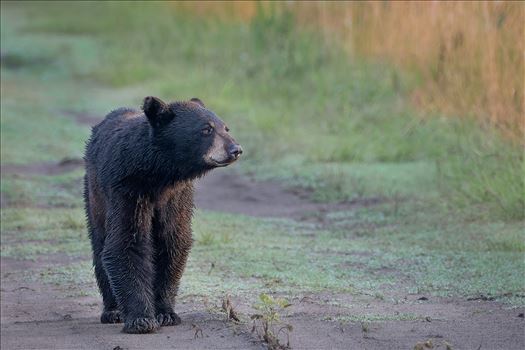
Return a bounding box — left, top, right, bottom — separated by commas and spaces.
142, 96, 242, 174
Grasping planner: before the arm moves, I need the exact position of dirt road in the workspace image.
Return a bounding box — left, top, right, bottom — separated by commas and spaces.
1, 166, 524, 349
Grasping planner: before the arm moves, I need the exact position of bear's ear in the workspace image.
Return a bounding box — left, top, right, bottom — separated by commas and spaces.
190, 97, 205, 108
142, 96, 169, 127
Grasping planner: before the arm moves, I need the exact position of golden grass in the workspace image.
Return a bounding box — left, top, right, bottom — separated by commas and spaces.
292, 1, 525, 142
176, 1, 524, 142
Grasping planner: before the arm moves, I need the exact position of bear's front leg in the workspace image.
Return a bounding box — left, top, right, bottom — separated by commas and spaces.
153, 194, 193, 327
102, 198, 159, 334
153, 235, 192, 326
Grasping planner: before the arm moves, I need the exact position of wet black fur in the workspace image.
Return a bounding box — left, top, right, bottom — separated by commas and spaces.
84, 97, 239, 334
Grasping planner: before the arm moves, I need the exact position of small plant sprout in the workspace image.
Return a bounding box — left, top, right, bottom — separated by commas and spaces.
251, 293, 293, 350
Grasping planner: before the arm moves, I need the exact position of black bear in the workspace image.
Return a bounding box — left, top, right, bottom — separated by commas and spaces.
83, 96, 242, 333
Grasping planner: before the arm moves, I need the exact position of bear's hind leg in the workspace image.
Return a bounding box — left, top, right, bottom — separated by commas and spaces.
85, 175, 121, 324
93, 242, 121, 323
95, 261, 121, 324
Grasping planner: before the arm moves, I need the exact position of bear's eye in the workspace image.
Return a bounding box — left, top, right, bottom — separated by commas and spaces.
202, 125, 213, 135
225, 126, 230, 132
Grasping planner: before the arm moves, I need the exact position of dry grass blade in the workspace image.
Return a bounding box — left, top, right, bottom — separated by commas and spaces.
222, 295, 241, 322
192, 323, 204, 339
414, 339, 434, 350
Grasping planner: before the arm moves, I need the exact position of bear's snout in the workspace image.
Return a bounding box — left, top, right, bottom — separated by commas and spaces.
228, 143, 243, 159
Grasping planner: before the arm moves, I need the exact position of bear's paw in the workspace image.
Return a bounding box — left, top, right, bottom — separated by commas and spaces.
156, 311, 182, 326
101, 310, 122, 324
123, 317, 159, 334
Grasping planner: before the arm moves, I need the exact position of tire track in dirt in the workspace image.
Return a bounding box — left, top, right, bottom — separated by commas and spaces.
1, 158, 84, 177
1, 156, 367, 222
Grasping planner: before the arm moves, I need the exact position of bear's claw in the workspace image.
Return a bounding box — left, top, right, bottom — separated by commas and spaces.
123, 317, 159, 334
156, 311, 182, 326
100, 310, 122, 324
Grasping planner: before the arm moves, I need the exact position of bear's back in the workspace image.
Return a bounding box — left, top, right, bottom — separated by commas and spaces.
93, 107, 142, 135
85, 107, 146, 163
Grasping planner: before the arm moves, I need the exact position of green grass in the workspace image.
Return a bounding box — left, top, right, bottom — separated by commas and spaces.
1, 170, 84, 207
2, 205, 524, 304
0, 2, 523, 308
1, 208, 89, 259
25, 261, 98, 298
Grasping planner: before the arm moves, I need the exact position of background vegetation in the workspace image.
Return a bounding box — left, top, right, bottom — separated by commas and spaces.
4, 0, 522, 219
184, 1, 524, 142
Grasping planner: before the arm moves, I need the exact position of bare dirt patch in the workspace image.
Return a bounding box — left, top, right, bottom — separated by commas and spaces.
194, 167, 377, 221
0, 275, 261, 350
0, 51, 52, 70
279, 294, 525, 350
2, 256, 523, 350
1, 158, 84, 177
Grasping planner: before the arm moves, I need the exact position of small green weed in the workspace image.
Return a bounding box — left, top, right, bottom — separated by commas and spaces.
251, 293, 293, 350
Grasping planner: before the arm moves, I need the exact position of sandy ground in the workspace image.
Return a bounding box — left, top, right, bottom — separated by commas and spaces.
1, 164, 524, 349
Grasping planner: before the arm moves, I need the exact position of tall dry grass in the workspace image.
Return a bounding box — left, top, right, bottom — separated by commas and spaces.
178, 1, 525, 142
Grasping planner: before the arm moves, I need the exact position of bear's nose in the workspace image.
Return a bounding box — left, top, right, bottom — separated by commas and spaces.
229, 144, 243, 158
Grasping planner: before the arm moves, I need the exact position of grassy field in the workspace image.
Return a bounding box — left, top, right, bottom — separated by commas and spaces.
1, 0, 524, 339
179, 1, 525, 142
